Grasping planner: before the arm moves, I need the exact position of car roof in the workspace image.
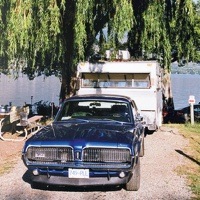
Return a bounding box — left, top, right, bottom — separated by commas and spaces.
65, 94, 133, 103
181, 104, 200, 110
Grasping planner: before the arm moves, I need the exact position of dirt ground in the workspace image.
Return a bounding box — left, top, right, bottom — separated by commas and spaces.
0, 140, 23, 160
0, 133, 24, 175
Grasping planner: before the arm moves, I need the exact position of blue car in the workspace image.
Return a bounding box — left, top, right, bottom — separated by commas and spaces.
22, 94, 145, 191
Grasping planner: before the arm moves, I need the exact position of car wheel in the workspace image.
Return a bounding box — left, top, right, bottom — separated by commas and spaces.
139, 137, 144, 157
125, 157, 140, 191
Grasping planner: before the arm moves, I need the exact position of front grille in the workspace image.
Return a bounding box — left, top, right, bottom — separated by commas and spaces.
25, 147, 131, 165
26, 147, 73, 162
83, 148, 131, 163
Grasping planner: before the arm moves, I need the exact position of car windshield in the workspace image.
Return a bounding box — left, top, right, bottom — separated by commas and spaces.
56, 100, 132, 123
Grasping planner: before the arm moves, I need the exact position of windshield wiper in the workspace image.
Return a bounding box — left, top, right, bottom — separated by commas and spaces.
101, 118, 125, 124
60, 117, 89, 123
72, 118, 90, 123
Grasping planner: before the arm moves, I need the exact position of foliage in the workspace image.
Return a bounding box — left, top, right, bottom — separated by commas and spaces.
0, 0, 199, 98
142, 1, 171, 68
193, 0, 200, 61
128, 0, 197, 71
175, 0, 195, 63
0, 0, 133, 72
0, 0, 66, 78
74, 0, 134, 60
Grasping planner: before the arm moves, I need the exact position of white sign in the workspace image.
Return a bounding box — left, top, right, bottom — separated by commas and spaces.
188, 95, 195, 104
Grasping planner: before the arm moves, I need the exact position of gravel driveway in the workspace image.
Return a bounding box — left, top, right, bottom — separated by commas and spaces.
0, 127, 193, 200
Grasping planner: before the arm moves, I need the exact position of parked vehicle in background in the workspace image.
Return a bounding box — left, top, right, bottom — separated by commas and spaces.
76, 59, 163, 132
176, 104, 200, 122
22, 94, 145, 191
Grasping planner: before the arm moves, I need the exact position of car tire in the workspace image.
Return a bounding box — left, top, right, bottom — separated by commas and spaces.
125, 157, 140, 191
139, 137, 144, 157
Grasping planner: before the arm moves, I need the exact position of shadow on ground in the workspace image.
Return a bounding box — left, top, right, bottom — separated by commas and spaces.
175, 149, 200, 166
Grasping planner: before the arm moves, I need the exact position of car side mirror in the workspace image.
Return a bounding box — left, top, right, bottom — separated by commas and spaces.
135, 113, 143, 121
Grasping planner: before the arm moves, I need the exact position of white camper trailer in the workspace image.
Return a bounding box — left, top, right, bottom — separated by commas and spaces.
76, 61, 163, 131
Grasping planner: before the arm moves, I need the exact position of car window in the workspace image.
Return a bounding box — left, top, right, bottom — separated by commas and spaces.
194, 105, 200, 112
56, 100, 132, 123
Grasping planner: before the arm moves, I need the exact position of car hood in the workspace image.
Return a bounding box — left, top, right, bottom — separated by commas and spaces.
24, 120, 135, 149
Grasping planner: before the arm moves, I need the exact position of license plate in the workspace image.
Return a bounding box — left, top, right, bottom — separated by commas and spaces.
68, 168, 89, 178
35, 152, 45, 158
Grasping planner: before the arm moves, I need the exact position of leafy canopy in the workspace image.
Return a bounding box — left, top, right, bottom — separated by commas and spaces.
0, 0, 198, 78
0, 0, 133, 78
128, 0, 197, 71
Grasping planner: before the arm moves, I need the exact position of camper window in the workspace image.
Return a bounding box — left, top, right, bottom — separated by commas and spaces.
133, 73, 150, 88
81, 73, 150, 88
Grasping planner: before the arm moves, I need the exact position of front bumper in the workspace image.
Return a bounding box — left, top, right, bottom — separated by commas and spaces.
31, 171, 131, 186
23, 152, 135, 187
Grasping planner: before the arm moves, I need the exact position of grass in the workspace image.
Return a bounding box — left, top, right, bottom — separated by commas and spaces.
0, 152, 21, 176
164, 123, 200, 199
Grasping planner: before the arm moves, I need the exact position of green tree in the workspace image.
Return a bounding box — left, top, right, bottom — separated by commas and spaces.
0, 0, 133, 102
0, 0, 198, 104
194, 0, 200, 61
128, 0, 196, 69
